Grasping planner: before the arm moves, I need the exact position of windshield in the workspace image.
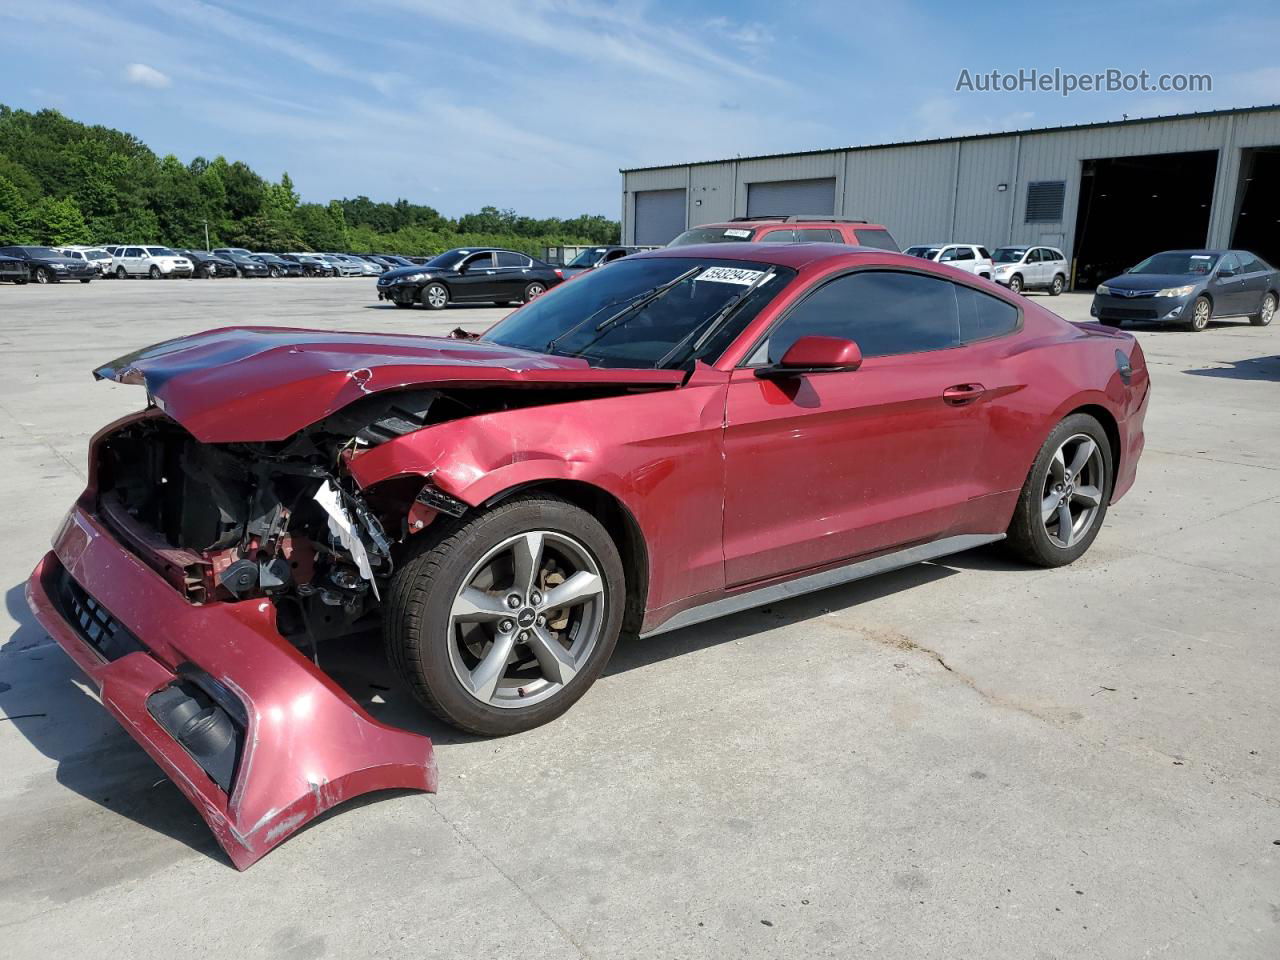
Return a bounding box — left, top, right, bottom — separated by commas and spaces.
1129, 252, 1218, 275
905, 246, 941, 259
19, 247, 60, 257
146, 247, 177, 256
568, 249, 607, 267
424, 249, 469, 268
993, 247, 1027, 263
668, 227, 756, 247
86, 250, 110, 259
482, 257, 795, 369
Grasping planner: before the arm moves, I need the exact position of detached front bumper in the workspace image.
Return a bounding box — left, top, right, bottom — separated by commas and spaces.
25, 504, 437, 870
377, 283, 419, 303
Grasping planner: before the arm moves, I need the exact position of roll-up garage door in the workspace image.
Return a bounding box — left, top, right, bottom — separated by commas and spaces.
633, 189, 687, 245
746, 178, 836, 217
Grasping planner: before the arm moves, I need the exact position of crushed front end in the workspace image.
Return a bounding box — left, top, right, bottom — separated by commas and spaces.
25, 405, 446, 869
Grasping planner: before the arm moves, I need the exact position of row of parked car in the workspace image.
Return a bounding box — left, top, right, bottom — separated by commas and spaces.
0, 244, 432, 283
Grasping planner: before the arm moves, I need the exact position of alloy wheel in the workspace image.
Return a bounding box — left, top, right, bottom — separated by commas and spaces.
425, 284, 448, 309
1041, 434, 1104, 549
1259, 294, 1276, 326
1191, 298, 1210, 331
35, 268, 49, 284
1009, 275, 1023, 294
447, 530, 605, 709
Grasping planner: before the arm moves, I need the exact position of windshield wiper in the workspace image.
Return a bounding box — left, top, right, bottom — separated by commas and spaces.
545, 265, 702, 355
656, 266, 776, 369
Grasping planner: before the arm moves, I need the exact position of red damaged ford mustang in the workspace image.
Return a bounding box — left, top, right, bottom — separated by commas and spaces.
27, 243, 1149, 867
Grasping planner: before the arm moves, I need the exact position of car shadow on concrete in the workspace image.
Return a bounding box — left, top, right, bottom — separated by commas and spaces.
1, 583, 222, 864
1184, 354, 1280, 382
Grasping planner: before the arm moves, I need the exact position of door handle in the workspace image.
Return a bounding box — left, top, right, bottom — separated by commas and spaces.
943, 383, 986, 405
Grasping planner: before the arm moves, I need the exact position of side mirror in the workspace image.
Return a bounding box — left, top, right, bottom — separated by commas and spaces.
1217, 268, 1235, 278
756, 336, 863, 378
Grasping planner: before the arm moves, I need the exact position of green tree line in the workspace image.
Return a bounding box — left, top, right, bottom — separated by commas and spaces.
0, 105, 619, 257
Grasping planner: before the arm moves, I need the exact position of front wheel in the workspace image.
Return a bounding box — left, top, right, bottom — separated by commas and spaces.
34, 267, 52, 284
116, 266, 127, 279
1006, 414, 1112, 567
1049, 274, 1065, 296
421, 282, 449, 310
148, 265, 161, 279
385, 495, 625, 736
79, 278, 92, 284
269, 267, 280, 278
522, 281, 547, 303
1007, 274, 1024, 295
1250, 292, 1276, 327
1187, 295, 1211, 332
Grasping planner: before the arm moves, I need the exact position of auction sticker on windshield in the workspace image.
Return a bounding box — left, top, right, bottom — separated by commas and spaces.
697, 266, 773, 285
723, 229, 752, 238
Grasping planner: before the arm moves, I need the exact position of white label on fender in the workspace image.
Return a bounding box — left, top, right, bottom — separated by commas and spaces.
697, 266, 772, 285
723, 229, 752, 238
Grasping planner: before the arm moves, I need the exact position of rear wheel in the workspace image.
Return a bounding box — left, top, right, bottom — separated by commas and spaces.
422, 282, 449, 310
1186, 295, 1211, 332
522, 281, 547, 303
385, 495, 625, 736
1007, 274, 1024, 294
1049, 274, 1065, 296
1006, 413, 1112, 568
1250, 292, 1276, 326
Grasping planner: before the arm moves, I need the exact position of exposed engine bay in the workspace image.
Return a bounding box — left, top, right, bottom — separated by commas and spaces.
93, 386, 618, 648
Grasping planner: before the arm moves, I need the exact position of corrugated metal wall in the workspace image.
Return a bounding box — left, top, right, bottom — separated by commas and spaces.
621, 108, 1280, 251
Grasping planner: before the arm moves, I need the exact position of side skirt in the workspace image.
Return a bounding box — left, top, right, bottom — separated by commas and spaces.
640, 533, 1005, 639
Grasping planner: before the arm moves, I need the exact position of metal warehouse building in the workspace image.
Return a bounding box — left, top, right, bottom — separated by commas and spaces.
620, 104, 1280, 289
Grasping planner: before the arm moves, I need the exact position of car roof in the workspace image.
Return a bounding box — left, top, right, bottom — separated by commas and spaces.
631, 241, 905, 270
693, 218, 889, 230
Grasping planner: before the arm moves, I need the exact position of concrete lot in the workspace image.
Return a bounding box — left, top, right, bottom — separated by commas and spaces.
1, 277, 1277, 958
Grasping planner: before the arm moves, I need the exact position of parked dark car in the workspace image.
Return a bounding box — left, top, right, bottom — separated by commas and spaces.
1091, 249, 1278, 331
0, 245, 96, 283
252, 254, 305, 278
376, 247, 565, 309
177, 250, 237, 278
560, 245, 645, 278
0, 253, 29, 283
221, 252, 270, 277
279, 253, 335, 277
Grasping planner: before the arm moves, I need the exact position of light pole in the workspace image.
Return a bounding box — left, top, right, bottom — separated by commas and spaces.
202, 220, 210, 250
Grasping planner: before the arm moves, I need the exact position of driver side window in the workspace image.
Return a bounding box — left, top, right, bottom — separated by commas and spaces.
750, 270, 962, 364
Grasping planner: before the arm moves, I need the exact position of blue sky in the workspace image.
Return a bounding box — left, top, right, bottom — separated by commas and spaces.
3, 0, 1278, 218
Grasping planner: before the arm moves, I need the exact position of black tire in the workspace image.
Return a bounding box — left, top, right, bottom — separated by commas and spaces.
1250, 291, 1276, 327
34, 267, 52, 284
385, 494, 625, 736
421, 281, 449, 310
13, 277, 26, 285
269, 267, 280, 278
1005, 413, 1113, 568
522, 281, 547, 303
79, 278, 92, 284
1049, 274, 1065, 296
1007, 274, 1023, 294
1099, 317, 1123, 329
148, 265, 161, 279
116, 266, 128, 280
1186, 295, 1211, 332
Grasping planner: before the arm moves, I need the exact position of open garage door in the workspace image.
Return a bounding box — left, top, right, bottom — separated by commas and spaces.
746, 178, 836, 217
1072, 150, 1217, 289
633, 189, 687, 245
1231, 147, 1280, 269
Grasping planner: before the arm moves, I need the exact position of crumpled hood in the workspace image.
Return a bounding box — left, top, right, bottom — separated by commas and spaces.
94, 326, 684, 443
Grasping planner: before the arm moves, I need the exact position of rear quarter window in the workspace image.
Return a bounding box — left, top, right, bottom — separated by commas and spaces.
852, 228, 899, 252
956, 285, 1020, 341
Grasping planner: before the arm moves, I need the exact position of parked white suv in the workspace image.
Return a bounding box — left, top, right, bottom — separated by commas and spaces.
112, 245, 194, 279
991, 245, 1068, 295
904, 243, 994, 279
58, 246, 115, 276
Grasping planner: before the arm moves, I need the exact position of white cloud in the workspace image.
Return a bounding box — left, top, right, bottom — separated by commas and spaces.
124, 62, 171, 89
